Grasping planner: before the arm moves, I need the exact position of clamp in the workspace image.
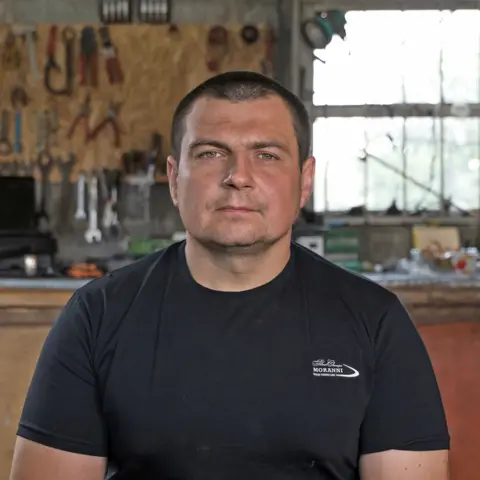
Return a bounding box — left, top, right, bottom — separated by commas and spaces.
88, 102, 122, 148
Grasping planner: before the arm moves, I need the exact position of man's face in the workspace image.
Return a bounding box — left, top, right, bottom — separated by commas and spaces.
167, 95, 315, 251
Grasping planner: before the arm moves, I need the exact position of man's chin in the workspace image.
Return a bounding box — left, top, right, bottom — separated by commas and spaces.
195, 234, 271, 254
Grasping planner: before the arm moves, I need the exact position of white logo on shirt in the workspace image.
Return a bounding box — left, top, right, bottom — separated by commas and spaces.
312, 359, 360, 378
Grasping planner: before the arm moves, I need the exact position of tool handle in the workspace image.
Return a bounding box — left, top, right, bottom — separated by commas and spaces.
26, 34, 38, 82
47, 26, 57, 58
14, 111, 22, 154
106, 57, 124, 85
98, 26, 112, 47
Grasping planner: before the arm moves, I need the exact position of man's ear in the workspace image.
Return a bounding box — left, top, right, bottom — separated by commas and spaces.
167, 155, 179, 207
300, 156, 316, 209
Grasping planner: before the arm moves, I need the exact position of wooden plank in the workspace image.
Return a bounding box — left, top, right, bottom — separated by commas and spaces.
0, 308, 61, 327
0, 324, 51, 480
0, 289, 73, 309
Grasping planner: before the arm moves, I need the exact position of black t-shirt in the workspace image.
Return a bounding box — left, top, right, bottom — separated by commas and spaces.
18, 242, 449, 479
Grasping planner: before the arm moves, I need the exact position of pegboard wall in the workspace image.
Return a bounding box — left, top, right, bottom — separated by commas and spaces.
0, 23, 269, 182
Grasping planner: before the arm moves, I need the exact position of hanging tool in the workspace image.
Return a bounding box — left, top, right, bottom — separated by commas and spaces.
147, 132, 164, 173
206, 26, 229, 72
13, 109, 22, 154
61, 27, 76, 95
241, 25, 259, 45
138, 0, 170, 23
36, 150, 54, 232
44, 26, 76, 96
56, 154, 76, 233
12, 25, 38, 83
79, 26, 99, 88
84, 173, 102, 243
101, 168, 121, 238
88, 102, 123, 147
67, 95, 91, 142
261, 28, 275, 77
36, 110, 49, 154
75, 171, 87, 220
100, 0, 133, 23
0, 111, 12, 157
10, 86, 29, 107
47, 106, 60, 147
99, 26, 124, 85
11, 86, 29, 154
1, 29, 21, 70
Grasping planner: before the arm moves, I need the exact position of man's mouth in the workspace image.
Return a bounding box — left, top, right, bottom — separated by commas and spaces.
218, 206, 256, 213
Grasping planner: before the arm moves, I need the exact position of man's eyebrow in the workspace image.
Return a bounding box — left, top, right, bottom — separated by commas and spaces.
188, 139, 232, 152
188, 139, 290, 153
248, 141, 290, 153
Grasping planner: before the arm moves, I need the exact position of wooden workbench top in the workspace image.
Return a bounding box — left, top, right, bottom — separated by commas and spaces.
0, 275, 478, 326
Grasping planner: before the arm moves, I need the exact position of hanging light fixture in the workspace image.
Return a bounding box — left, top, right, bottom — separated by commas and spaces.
301, 10, 347, 50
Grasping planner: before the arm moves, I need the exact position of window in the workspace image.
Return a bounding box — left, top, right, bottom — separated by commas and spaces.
312, 10, 480, 213
314, 117, 479, 212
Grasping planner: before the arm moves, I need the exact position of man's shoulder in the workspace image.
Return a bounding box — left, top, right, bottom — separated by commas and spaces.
77, 241, 181, 306
292, 242, 396, 307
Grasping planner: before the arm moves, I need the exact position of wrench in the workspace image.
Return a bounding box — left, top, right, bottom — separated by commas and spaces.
84, 174, 102, 243
12, 26, 38, 83
101, 169, 121, 237
56, 154, 76, 231
75, 171, 87, 220
36, 150, 54, 232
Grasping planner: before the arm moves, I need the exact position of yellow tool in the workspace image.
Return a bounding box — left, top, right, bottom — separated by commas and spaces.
1, 30, 21, 70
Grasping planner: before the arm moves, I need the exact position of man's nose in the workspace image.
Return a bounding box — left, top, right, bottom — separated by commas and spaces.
223, 154, 254, 189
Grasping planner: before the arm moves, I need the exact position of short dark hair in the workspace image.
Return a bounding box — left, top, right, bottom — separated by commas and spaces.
170, 71, 311, 164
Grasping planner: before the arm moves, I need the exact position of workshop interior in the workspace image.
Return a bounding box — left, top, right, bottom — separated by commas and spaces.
0, 0, 479, 478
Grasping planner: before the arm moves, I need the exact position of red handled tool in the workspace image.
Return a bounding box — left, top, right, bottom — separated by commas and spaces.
79, 26, 99, 87
99, 26, 124, 85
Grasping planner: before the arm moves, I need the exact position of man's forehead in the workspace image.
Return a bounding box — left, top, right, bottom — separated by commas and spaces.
183, 96, 296, 136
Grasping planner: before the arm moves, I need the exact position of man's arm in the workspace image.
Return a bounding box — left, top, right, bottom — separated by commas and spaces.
360, 449, 449, 480
359, 296, 450, 479
10, 438, 106, 480
9, 291, 109, 480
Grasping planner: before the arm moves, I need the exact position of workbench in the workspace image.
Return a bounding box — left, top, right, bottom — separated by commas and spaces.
0, 273, 479, 480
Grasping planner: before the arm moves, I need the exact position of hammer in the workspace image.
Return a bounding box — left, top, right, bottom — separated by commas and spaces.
12, 25, 38, 83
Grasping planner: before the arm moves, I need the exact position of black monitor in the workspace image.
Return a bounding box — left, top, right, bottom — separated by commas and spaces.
0, 176, 37, 232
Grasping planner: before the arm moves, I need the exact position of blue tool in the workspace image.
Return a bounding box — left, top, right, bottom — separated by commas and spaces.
14, 111, 22, 153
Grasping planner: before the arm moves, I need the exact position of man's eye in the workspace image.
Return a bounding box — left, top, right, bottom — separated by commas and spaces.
198, 151, 220, 159
258, 152, 279, 160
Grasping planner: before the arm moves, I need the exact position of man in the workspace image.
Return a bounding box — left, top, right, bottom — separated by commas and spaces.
10, 71, 449, 480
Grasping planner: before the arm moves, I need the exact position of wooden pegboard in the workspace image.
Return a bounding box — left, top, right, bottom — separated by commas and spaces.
0, 23, 268, 181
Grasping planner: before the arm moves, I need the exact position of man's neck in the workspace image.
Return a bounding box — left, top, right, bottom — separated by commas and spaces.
184, 235, 292, 292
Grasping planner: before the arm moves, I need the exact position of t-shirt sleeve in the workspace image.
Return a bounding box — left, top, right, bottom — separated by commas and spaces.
17, 292, 108, 456
359, 296, 450, 455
